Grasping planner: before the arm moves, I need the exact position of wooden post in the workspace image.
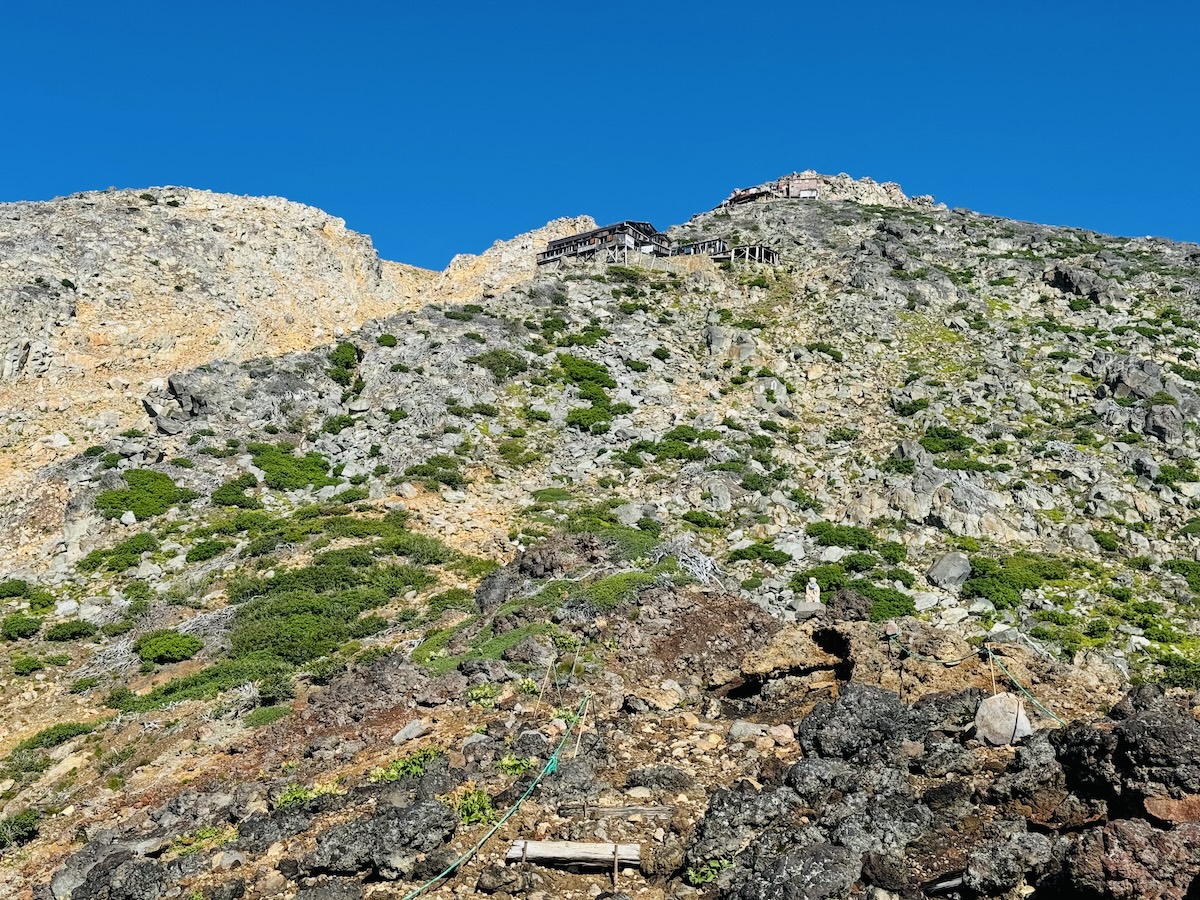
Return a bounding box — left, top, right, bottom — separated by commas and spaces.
612, 842, 619, 888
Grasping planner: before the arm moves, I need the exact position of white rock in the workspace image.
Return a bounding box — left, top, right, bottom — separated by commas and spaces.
974, 692, 1033, 746
120, 511, 137, 526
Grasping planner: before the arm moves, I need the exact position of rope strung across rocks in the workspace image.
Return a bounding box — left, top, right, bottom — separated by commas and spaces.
400, 694, 592, 900
885, 630, 1069, 726
984, 647, 1069, 726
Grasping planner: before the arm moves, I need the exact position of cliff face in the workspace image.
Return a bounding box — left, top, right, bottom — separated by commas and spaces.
4, 173, 1200, 900
0, 187, 433, 468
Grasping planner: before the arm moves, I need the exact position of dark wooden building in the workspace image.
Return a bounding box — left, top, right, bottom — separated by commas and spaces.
537, 221, 672, 265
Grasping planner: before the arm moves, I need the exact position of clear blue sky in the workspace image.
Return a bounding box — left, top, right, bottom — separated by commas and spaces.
3, 1, 1197, 270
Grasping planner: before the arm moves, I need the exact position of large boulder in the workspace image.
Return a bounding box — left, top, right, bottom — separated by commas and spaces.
926, 551, 972, 589
299, 800, 457, 881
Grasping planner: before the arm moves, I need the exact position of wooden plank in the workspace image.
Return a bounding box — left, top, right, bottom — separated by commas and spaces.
505, 840, 641, 869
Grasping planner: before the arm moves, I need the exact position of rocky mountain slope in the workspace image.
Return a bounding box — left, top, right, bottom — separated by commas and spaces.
3, 173, 1200, 899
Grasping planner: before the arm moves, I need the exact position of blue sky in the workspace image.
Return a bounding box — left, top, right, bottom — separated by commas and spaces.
3, 1, 1197, 270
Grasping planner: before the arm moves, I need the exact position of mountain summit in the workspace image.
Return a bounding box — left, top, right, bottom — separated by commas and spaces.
2, 172, 1200, 899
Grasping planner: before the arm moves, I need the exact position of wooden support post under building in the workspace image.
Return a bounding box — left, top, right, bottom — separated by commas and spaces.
505, 840, 641, 871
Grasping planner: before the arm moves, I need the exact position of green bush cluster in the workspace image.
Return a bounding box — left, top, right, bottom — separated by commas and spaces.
244, 705, 292, 728
404, 454, 466, 489
45, 619, 98, 642
961, 553, 1070, 609
249, 442, 338, 491
0, 809, 40, 850
577, 572, 656, 609
806, 341, 844, 362
79, 532, 160, 572
565, 502, 659, 560
728, 542, 790, 565
2, 613, 41, 641
106, 653, 293, 713
807, 522, 877, 550
212, 474, 262, 509
135, 630, 203, 665
322, 414, 357, 435
919, 426, 975, 454
327, 341, 361, 386
467, 348, 528, 382
682, 510, 723, 529
95, 470, 199, 520
15, 720, 99, 752
376, 333, 398, 347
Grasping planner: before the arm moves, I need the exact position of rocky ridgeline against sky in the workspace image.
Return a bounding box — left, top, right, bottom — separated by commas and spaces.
2, 173, 1200, 899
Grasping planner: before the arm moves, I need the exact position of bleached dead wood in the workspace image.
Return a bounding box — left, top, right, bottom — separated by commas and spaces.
505, 840, 640, 869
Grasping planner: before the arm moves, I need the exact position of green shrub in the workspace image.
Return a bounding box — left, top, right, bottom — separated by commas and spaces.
244, 705, 292, 728
682, 510, 724, 529
728, 542, 790, 565
376, 333, 398, 347
106, 653, 293, 712
788, 489, 822, 511
842, 552, 877, 573
186, 539, 232, 563
1147, 391, 1177, 406
45, 620, 98, 641
579, 572, 656, 609
70, 676, 101, 693
404, 454, 466, 488
84, 445, 107, 458
531, 487, 573, 503
806, 522, 876, 550
322, 415, 356, 435
328, 342, 359, 369
249, 443, 337, 490
625, 358, 650, 372
828, 426, 859, 443
894, 399, 929, 417
0, 809, 40, 850
919, 426, 974, 454
0, 578, 29, 598
556, 353, 615, 388
12, 655, 43, 675
878, 541, 907, 564
1090, 530, 1120, 552
806, 341, 844, 363
467, 349, 528, 382
211, 474, 261, 509
78, 532, 161, 572
2, 613, 40, 641
652, 347, 670, 361
853, 582, 916, 622
566, 405, 612, 433
15, 720, 98, 751
881, 456, 917, 475
95, 470, 199, 520
961, 553, 1069, 609
135, 630, 203, 665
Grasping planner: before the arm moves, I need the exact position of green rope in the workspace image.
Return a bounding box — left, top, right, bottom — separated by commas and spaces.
400, 694, 591, 900
984, 648, 1069, 726
886, 630, 1069, 726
